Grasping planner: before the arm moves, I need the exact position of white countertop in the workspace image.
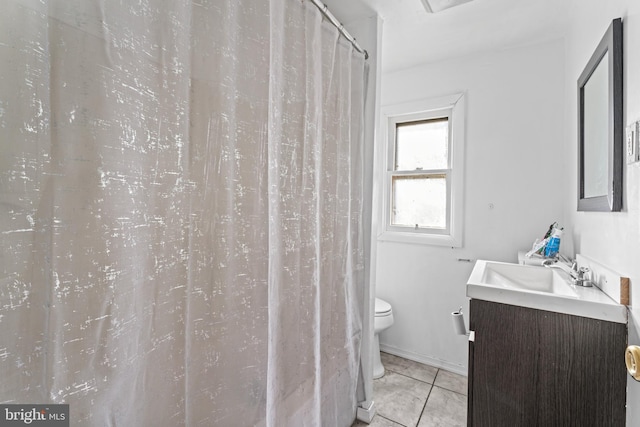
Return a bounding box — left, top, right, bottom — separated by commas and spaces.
467, 259, 627, 324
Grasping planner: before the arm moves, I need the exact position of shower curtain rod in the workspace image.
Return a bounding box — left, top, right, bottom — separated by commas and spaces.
310, 0, 369, 60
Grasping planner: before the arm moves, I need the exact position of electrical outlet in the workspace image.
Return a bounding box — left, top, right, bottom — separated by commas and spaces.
626, 121, 639, 164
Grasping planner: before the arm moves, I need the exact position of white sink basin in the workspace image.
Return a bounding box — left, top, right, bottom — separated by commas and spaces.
467, 260, 627, 323
479, 261, 578, 297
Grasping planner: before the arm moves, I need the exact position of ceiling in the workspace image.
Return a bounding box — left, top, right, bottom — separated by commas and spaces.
324, 0, 571, 74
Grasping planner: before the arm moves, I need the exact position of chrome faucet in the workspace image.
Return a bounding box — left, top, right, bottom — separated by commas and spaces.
542, 256, 593, 287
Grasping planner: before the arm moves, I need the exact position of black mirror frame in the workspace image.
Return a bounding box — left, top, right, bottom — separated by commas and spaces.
577, 18, 623, 212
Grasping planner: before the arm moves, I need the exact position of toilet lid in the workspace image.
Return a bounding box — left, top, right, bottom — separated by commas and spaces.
375, 298, 392, 315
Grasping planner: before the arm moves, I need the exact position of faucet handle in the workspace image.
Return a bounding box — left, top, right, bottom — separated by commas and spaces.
574, 267, 593, 287
577, 266, 590, 277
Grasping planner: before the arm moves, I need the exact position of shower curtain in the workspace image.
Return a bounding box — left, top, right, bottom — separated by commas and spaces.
0, 0, 367, 426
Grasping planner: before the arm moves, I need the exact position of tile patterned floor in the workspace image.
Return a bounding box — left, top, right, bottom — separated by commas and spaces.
353, 352, 468, 427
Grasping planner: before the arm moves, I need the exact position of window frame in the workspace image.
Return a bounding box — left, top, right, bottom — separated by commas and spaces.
378, 93, 465, 247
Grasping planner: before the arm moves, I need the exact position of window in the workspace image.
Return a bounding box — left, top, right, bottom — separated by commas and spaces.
379, 93, 465, 247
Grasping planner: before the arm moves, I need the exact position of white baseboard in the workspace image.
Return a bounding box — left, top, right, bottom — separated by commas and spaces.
379, 343, 468, 377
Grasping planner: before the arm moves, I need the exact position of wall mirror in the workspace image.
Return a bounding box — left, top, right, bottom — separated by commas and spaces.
578, 18, 623, 212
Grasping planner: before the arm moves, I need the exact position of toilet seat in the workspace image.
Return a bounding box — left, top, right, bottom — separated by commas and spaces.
375, 298, 392, 316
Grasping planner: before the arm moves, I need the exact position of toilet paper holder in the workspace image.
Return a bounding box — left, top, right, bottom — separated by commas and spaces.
451, 306, 468, 336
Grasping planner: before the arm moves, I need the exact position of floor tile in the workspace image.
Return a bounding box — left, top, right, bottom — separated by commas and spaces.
417, 386, 467, 427
433, 369, 468, 396
374, 370, 432, 427
381, 352, 438, 384
352, 414, 404, 427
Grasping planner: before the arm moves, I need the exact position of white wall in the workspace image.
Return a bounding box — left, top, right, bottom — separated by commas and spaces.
563, 0, 640, 422
376, 39, 566, 374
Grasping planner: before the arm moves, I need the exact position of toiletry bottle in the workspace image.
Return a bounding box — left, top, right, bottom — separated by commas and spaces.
544, 228, 563, 258
537, 222, 558, 255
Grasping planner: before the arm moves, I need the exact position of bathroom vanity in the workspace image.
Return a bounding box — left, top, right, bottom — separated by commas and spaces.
466, 260, 627, 426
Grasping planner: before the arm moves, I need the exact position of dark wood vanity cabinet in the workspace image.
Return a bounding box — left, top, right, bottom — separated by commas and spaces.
467, 299, 627, 427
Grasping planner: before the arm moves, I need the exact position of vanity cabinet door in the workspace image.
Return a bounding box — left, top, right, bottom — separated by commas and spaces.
467, 299, 627, 427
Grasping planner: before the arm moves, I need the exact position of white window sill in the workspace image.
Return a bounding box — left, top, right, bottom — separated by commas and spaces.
377, 230, 462, 247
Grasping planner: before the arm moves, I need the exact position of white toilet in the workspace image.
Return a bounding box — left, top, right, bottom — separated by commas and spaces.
373, 298, 394, 379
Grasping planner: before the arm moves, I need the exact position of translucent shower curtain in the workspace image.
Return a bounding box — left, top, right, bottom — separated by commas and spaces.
0, 1, 367, 426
